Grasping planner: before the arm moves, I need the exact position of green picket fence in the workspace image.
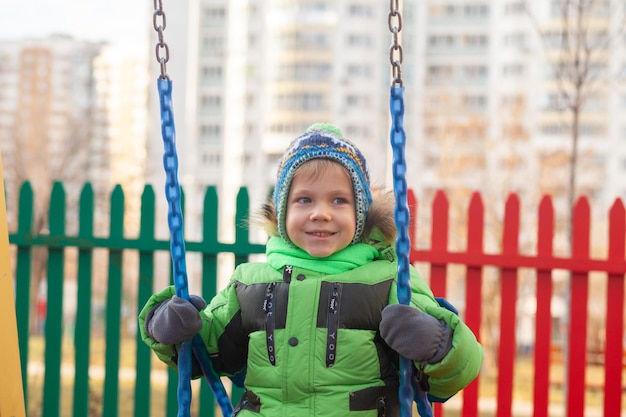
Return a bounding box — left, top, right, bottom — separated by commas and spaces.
10, 181, 265, 417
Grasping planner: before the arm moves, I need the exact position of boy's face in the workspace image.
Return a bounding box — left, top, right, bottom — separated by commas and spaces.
285, 162, 356, 258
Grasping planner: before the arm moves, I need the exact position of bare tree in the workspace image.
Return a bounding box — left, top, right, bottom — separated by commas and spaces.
526, 0, 626, 243
525, 2, 626, 409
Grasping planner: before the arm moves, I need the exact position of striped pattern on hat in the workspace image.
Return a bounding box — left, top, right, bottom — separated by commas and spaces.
273, 123, 372, 246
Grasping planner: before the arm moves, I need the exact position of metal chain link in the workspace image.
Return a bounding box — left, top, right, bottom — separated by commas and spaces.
157, 77, 193, 417
158, 76, 234, 417
389, 57, 416, 417
389, 89, 410, 307
390, 86, 414, 417
389, 3, 433, 415
390, 86, 434, 417
157, 79, 187, 300
154, 5, 233, 414
388, 0, 403, 87
153, 0, 170, 79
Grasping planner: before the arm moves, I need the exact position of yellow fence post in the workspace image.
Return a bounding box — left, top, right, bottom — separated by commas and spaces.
0, 153, 26, 417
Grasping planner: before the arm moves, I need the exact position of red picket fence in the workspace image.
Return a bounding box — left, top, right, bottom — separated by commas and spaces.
407, 190, 625, 417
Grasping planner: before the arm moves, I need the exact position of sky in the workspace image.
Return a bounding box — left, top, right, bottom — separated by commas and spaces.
1, 0, 150, 52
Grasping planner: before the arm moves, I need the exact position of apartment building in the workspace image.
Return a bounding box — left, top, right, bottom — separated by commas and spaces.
0, 36, 148, 234
147, 0, 625, 253
0, 36, 104, 222
147, 0, 392, 246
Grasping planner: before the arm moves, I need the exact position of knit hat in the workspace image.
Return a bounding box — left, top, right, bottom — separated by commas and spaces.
273, 123, 373, 245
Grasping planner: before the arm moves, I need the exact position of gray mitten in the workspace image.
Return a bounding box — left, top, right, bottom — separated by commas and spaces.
380, 304, 453, 364
145, 295, 206, 345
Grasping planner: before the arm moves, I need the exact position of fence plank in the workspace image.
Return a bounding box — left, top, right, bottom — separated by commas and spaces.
167, 367, 178, 416
15, 182, 34, 406
462, 192, 483, 417
73, 184, 95, 417
430, 191, 449, 417
567, 197, 590, 417
496, 194, 520, 417
43, 182, 66, 417
605, 199, 625, 416
199, 186, 219, 417
430, 190, 448, 298
135, 186, 157, 417
103, 186, 125, 417
230, 187, 253, 405
533, 196, 554, 417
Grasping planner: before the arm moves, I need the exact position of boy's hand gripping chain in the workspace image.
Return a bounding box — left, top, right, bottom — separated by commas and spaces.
154, 2, 233, 416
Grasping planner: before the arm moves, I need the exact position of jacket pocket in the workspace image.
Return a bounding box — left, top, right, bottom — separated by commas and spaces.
233, 390, 261, 415
349, 385, 399, 417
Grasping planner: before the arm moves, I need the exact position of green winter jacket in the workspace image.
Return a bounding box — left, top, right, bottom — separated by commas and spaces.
139, 237, 483, 417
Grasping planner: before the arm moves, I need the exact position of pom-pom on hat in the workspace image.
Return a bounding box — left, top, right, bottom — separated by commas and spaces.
273, 123, 373, 245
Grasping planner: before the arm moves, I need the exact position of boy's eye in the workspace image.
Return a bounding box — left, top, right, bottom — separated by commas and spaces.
333, 197, 353, 205
296, 197, 311, 203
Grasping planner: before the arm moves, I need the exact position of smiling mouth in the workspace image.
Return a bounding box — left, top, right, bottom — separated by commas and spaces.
307, 231, 335, 237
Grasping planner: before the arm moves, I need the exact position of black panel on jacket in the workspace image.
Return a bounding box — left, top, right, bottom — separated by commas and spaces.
215, 310, 248, 374
317, 280, 393, 329
235, 281, 289, 332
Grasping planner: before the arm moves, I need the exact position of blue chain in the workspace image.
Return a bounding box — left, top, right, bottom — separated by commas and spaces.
390, 86, 434, 417
157, 78, 233, 417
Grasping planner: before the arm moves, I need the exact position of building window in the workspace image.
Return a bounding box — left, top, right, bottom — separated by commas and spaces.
540, 123, 604, 136
427, 34, 455, 49
463, 4, 489, 18
502, 63, 525, 76
276, 62, 331, 81
580, 123, 605, 136
201, 152, 221, 165
202, 7, 226, 24
462, 64, 488, 80
541, 123, 568, 135
280, 32, 328, 50
427, 64, 453, 79
463, 94, 487, 108
269, 122, 311, 134
463, 34, 488, 49
348, 3, 373, 17
200, 95, 222, 111
504, 2, 525, 15
346, 34, 373, 48
346, 64, 372, 78
202, 36, 225, 55
544, 93, 567, 111
199, 124, 222, 143
345, 125, 370, 137
275, 93, 325, 111
201, 65, 223, 83
503, 32, 527, 48
241, 153, 252, 166
345, 94, 371, 108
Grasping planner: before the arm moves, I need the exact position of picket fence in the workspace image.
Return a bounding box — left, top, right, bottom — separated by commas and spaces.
9, 181, 625, 417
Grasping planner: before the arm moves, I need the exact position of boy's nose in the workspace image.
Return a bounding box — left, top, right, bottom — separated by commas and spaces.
309, 204, 331, 221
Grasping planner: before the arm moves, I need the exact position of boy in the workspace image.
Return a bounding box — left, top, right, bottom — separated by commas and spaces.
139, 123, 483, 416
